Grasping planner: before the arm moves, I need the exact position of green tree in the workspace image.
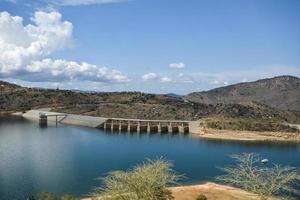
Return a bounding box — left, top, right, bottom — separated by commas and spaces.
36, 192, 58, 200
216, 153, 300, 200
92, 158, 181, 200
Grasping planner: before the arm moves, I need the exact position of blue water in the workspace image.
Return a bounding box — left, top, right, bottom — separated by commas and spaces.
0, 116, 300, 200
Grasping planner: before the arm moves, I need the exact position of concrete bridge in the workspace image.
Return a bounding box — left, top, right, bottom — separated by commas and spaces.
101, 118, 190, 134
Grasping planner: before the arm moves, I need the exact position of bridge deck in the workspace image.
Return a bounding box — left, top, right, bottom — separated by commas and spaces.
108, 118, 190, 123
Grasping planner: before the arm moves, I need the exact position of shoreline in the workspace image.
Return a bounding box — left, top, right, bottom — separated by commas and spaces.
2, 110, 300, 143
83, 182, 278, 200
170, 182, 278, 200
194, 128, 300, 143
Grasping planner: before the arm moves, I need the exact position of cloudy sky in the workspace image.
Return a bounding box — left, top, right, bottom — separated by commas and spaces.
0, 0, 300, 94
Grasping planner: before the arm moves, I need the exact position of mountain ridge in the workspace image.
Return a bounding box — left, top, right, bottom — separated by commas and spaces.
0, 75, 299, 123
185, 75, 300, 112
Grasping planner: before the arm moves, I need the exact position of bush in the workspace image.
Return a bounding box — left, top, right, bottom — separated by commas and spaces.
217, 153, 300, 200
92, 158, 181, 200
196, 194, 207, 200
36, 192, 58, 200
31, 192, 78, 200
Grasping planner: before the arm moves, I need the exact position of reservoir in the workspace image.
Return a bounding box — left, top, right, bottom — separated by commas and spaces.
1, 116, 300, 200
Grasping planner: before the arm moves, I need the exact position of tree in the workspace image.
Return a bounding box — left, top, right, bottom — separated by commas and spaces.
92, 158, 181, 200
216, 153, 300, 200
36, 192, 58, 200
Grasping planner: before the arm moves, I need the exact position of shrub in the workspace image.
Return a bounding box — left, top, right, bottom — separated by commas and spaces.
196, 194, 207, 200
36, 192, 58, 200
216, 153, 300, 200
92, 158, 181, 200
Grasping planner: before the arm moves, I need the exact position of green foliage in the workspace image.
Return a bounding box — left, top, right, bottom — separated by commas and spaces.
36, 192, 58, 200
196, 194, 207, 200
33, 192, 78, 200
26, 196, 35, 200
92, 158, 181, 200
217, 153, 300, 200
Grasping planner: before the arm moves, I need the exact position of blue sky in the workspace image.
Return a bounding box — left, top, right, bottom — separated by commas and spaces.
0, 0, 299, 94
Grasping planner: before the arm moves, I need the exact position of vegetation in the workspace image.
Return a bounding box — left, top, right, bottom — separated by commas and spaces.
92, 158, 181, 200
195, 194, 207, 200
203, 117, 300, 133
25, 192, 78, 200
217, 153, 300, 200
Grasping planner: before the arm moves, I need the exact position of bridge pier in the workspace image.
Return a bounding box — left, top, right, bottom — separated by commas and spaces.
178, 123, 188, 134
119, 121, 122, 131
127, 121, 131, 132
137, 121, 140, 133
157, 122, 161, 133
147, 122, 151, 133
101, 118, 191, 135
168, 123, 173, 133
111, 120, 114, 131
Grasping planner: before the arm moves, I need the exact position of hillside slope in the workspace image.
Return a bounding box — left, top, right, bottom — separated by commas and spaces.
0, 78, 299, 124
185, 76, 300, 112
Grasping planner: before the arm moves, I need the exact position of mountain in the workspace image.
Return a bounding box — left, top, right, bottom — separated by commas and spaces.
0, 76, 299, 124
185, 76, 300, 112
0, 81, 20, 89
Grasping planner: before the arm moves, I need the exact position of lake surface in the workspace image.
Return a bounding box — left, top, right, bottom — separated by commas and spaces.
0, 116, 300, 200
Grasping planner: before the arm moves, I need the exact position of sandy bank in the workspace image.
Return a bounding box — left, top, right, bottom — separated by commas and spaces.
194, 128, 300, 143
82, 182, 275, 200
171, 182, 275, 200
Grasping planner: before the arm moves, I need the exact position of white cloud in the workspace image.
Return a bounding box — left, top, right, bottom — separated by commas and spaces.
141, 73, 158, 81
0, 11, 129, 83
26, 59, 130, 82
110, 69, 130, 82
0, 11, 73, 74
160, 76, 172, 83
169, 62, 185, 69
51, 0, 124, 6
176, 73, 193, 83
211, 80, 220, 85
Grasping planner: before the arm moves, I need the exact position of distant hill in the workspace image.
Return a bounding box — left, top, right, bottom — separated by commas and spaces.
0, 76, 299, 124
185, 76, 300, 112
0, 81, 20, 89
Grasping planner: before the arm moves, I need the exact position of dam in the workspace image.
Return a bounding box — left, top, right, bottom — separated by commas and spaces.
102, 118, 190, 134
23, 110, 201, 134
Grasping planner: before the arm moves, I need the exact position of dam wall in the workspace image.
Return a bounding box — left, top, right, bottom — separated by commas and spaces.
23, 110, 107, 128
188, 121, 202, 134
23, 110, 202, 134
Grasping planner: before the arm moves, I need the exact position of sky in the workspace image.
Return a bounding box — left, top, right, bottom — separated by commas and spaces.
0, 0, 300, 94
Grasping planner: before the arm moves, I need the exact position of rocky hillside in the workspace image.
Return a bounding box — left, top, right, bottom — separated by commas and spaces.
0, 77, 299, 123
185, 76, 300, 112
